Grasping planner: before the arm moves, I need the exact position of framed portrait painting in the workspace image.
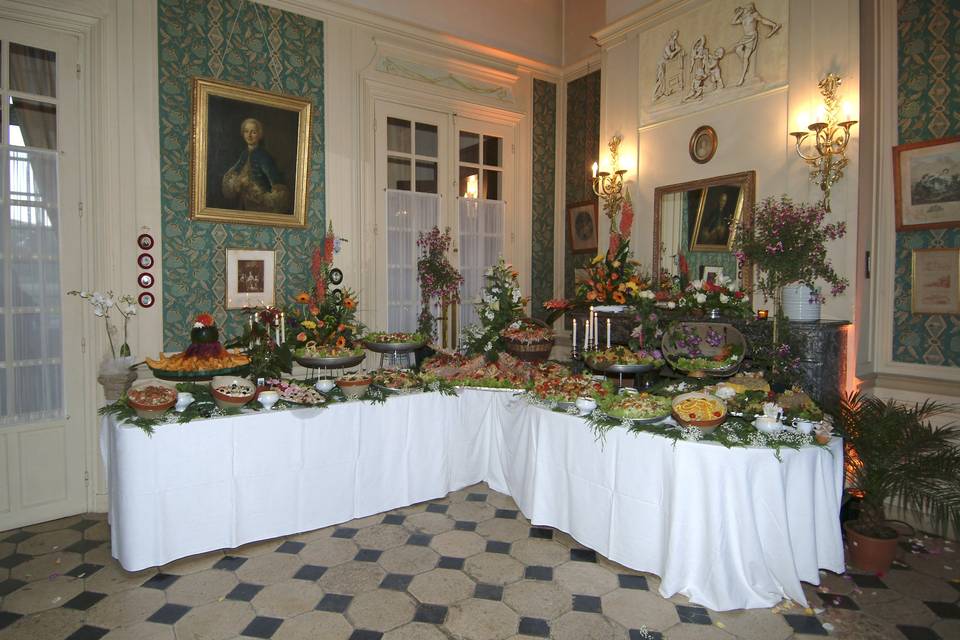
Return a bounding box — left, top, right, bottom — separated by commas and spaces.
191, 78, 312, 228
226, 248, 276, 309
690, 184, 744, 252
894, 135, 960, 231
567, 200, 599, 255
911, 248, 960, 315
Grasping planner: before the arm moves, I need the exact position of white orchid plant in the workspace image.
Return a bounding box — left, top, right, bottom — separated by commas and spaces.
68, 290, 137, 361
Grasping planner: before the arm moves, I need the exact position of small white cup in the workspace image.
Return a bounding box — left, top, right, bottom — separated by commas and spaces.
575, 397, 597, 415
175, 392, 195, 413
258, 390, 280, 410
314, 379, 336, 393
794, 419, 818, 435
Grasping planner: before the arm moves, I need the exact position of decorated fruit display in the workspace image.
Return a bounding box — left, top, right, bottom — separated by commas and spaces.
146, 313, 250, 379
363, 332, 427, 354
671, 392, 727, 432
126, 383, 177, 419
336, 372, 373, 399
210, 376, 256, 411
661, 323, 745, 377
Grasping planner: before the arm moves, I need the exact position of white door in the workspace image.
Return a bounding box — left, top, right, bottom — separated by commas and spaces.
0, 23, 86, 529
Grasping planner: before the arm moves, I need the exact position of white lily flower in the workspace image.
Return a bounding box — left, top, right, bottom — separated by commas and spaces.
695, 293, 707, 304
719, 294, 729, 304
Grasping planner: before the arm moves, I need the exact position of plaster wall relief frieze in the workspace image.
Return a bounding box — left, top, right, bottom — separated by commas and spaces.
376, 56, 514, 103
641, 0, 787, 125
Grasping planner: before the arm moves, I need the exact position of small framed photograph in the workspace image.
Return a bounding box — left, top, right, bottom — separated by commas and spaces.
700, 265, 724, 284
226, 248, 276, 309
689, 125, 718, 164
191, 78, 312, 228
911, 248, 960, 314
567, 200, 599, 255
894, 135, 960, 231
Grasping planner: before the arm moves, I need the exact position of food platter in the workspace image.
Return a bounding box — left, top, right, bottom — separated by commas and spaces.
587, 360, 657, 375
294, 353, 366, 369
363, 340, 426, 354
671, 391, 727, 432
148, 363, 249, 382
600, 393, 672, 424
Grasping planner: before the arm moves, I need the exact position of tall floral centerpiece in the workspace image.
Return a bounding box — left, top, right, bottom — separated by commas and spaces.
462, 258, 526, 359
734, 196, 847, 338
416, 227, 464, 340
69, 290, 138, 400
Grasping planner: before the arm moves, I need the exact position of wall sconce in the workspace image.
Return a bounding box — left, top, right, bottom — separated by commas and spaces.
592, 134, 628, 221
789, 73, 857, 211
464, 173, 479, 199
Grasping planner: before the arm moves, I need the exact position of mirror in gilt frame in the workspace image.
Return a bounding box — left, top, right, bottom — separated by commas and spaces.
653, 171, 755, 292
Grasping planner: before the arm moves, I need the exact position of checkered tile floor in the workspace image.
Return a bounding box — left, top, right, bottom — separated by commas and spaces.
1, 483, 959, 639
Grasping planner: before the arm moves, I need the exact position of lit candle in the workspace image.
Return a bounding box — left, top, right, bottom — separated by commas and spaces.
280, 312, 285, 343
572, 319, 577, 352
606, 318, 611, 349
584, 320, 590, 350
592, 162, 598, 178
593, 313, 598, 348
757, 309, 769, 320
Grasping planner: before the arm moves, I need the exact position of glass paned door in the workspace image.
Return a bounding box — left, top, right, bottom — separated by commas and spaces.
0, 22, 85, 530
375, 103, 447, 334
455, 119, 512, 335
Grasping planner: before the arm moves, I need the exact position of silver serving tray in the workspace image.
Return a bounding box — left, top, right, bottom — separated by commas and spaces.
363, 340, 426, 354
586, 359, 658, 374
294, 353, 366, 369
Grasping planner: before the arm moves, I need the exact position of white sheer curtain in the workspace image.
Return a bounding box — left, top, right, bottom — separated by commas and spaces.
2, 43, 63, 425
386, 189, 440, 333
459, 197, 504, 331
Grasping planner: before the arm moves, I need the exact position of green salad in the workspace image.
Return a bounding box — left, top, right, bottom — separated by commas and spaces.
602, 393, 672, 420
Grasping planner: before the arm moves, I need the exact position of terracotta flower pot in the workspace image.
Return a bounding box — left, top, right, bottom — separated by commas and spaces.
844, 520, 899, 574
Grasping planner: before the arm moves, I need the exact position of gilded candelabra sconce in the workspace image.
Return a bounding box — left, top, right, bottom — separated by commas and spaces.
789, 74, 858, 211
592, 134, 628, 222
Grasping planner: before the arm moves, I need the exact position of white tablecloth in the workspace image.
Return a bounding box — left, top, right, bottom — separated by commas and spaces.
101, 389, 844, 610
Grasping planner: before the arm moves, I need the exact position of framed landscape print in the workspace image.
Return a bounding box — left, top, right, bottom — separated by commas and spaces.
911, 248, 960, 314
226, 248, 276, 309
567, 200, 599, 255
191, 78, 312, 228
690, 183, 745, 252
894, 135, 960, 231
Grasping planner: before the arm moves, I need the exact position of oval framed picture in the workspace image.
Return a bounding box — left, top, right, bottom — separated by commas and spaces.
137, 253, 154, 269
138, 292, 155, 308
328, 268, 343, 285
138, 273, 154, 288
689, 125, 718, 164
137, 233, 154, 250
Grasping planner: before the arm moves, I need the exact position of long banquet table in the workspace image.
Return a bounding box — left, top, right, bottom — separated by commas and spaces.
101, 388, 844, 611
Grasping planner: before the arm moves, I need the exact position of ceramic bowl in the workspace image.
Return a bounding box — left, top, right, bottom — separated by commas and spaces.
753, 416, 783, 434
575, 397, 598, 415
257, 390, 280, 410
126, 381, 177, 419
336, 376, 372, 399
211, 376, 256, 410
314, 379, 336, 393
671, 391, 727, 433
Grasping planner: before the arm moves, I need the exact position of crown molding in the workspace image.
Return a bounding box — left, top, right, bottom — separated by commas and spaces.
591, 0, 709, 47
258, 0, 563, 76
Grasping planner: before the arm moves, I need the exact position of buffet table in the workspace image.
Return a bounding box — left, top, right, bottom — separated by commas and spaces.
101, 389, 844, 611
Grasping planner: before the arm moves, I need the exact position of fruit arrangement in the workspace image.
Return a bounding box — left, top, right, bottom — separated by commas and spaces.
147, 313, 250, 375
295, 341, 364, 358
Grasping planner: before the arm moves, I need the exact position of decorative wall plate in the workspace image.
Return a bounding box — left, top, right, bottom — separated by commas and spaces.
138, 273, 154, 288
689, 126, 718, 164
138, 253, 154, 269
138, 292, 155, 308
137, 233, 154, 250
329, 268, 343, 285
328, 288, 343, 303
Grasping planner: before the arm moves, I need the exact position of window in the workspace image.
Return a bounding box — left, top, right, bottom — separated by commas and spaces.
1, 40, 64, 424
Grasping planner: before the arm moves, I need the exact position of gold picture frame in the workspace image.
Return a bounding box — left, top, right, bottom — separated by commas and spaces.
689, 183, 746, 252
911, 248, 960, 314
191, 78, 312, 228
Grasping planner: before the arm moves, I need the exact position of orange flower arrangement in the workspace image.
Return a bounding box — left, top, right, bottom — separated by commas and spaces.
576, 242, 649, 305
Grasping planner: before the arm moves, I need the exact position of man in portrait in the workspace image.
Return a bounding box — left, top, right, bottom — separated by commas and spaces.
221, 118, 292, 213
694, 187, 740, 249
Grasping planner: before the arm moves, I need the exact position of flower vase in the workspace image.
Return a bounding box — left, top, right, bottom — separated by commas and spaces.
98, 370, 137, 403
781, 284, 821, 322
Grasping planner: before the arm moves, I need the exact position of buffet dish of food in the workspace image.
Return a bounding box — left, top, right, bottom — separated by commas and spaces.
600, 393, 672, 423
585, 346, 664, 373
671, 392, 728, 431
363, 332, 427, 353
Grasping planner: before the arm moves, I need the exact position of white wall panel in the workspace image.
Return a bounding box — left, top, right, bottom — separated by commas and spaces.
18, 426, 68, 508
0, 434, 9, 514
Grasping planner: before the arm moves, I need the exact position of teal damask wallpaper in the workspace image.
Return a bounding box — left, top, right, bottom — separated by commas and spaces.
893, 0, 960, 367
531, 79, 557, 321
564, 71, 602, 303
158, 0, 325, 349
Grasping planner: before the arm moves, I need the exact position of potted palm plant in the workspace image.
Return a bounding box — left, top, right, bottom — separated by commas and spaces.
837, 392, 960, 573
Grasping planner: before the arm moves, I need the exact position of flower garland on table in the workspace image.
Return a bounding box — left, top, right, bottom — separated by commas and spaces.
462, 258, 526, 359
734, 196, 848, 303
675, 275, 752, 317
416, 227, 464, 340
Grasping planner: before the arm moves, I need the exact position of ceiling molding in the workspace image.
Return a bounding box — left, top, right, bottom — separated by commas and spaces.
592, 0, 708, 47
